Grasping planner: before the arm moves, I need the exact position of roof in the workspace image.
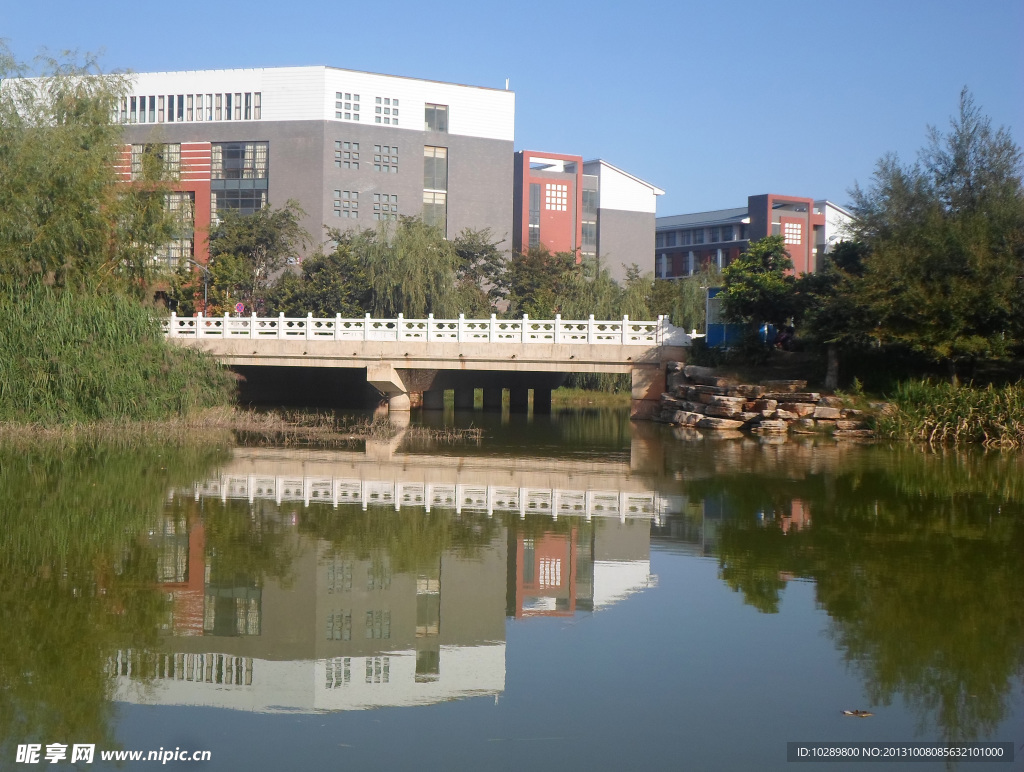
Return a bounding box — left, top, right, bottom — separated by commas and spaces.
582, 159, 665, 196
656, 207, 749, 229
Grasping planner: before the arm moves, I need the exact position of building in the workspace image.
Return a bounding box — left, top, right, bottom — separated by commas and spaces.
512, 151, 664, 283
116, 66, 516, 267
655, 194, 853, 279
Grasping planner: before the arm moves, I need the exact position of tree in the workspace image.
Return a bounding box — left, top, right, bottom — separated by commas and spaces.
264, 238, 369, 317
845, 89, 1024, 376
0, 46, 177, 294
719, 235, 797, 330
192, 200, 309, 315
503, 247, 581, 317
451, 228, 507, 316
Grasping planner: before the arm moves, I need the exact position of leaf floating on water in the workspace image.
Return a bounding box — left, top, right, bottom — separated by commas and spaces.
842, 710, 874, 717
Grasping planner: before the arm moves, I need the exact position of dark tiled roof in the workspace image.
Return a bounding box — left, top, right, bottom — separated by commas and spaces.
656, 207, 748, 230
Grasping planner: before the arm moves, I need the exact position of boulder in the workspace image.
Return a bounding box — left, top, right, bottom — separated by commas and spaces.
813, 406, 843, 420
778, 402, 816, 417
761, 379, 807, 393
697, 416, 745, 430
763, 392, 821, 403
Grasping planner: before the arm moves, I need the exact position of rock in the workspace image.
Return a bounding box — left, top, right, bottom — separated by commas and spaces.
672, 427, 704, 441
795, 418, 816, 430
818, 395, 845, 408
689, 374, 738, 388
707, 395, 747, 409
775, 409, 799, 421
813, 406, 843, 420
687, 384, 730, 399
763, 392, 821, 403
705, 404, 743, 418
726, 384, 766, 399
670, 410, 704, 426
751, 399, 778, 412
738, 412, 760, 423
752, 419, 788, 433
667, 372, 688, 391
832, 429, 876, 440
779, 402, 816, 417
704, 429, 745, 441
835, 419, 868, 430
697, 416, 745, 430
761, 379, 807, 392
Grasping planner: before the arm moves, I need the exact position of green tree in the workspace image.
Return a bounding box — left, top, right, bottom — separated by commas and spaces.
503, 247, 581, 317
193, 200, 309, 315
0, 47, 177, 294
264, 238, 370, 317
719, 235, 797, 330
845, 89, 1024, 376
451, 228, 507, 316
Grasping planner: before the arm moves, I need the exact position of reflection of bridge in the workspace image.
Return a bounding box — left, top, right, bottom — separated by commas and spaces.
162, 313, 692, 416
188, 475, 668, 525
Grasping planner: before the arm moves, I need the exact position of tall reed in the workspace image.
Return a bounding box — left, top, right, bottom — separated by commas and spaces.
0, 286, 234, 424
876, 380, 1024, 447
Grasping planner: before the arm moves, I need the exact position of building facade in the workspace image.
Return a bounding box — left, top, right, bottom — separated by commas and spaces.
513, 151, 663, 283
117, 66, 516, 267
655, 194, 853, 279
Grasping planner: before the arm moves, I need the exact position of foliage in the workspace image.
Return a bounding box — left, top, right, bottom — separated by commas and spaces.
178, 200, 310, 315
0, 46, 176, 294
719, 235, 796, 329
502, 247, 581, 317
843, 89, 1024, 373
451, 228, 507, 316
876, 380, 1024, 447
0, 285, 234, 424
264, 240, 370, 317
648, 263, 721, 331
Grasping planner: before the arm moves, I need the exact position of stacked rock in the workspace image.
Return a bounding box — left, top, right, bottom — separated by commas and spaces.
657, 365, 874, 439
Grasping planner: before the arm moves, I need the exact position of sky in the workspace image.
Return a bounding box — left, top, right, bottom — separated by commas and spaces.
4, 0, 1022, 216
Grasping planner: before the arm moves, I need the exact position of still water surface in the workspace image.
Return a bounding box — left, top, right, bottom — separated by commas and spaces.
2, 410, 1022, 770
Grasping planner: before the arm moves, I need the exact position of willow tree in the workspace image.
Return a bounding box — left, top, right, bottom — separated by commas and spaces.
0, 46, 175, 294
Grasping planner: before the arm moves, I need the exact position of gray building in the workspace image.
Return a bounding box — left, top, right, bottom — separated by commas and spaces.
117, 66, 515, 265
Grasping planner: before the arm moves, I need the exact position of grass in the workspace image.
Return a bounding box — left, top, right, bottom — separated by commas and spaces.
876, 380, 1024, 448
551, 387, 631, 408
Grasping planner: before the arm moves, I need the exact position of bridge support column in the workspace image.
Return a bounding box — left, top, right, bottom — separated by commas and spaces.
453, 388, 474, 410
509, 386, 529, 413
532, 388, 552, 414
482, 387, 503, 411
422, 389, 445, 410
366, 363, 412, 414
630, 363, 665, 419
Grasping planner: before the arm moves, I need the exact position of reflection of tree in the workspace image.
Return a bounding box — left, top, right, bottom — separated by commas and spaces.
0, 444, 225, 753
296, 503, 502, 574
697, 445, 1024, 743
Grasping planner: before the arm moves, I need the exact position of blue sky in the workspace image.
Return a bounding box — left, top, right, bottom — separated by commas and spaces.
4, 0, 1022, 216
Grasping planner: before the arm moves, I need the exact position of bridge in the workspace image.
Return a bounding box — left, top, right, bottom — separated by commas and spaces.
162, 312, 693, 416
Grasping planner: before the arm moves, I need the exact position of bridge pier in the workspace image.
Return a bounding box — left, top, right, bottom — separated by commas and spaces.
509, 386, 529, 413
482, 387, 503, 411
453, 388, 474, 410
422, 389, 445, 410
533, 388, 552, 414
630, 363, 666, 419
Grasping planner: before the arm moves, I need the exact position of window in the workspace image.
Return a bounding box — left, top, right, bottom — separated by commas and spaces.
545, 183, 568, 211
721, 224, 733, 241
372, 193, 398, 220
326, 611, 352, 641
710, 227, 720, 242
528, 183, 540, 249
334, 140, 359, 169
333, 190, 359, 218
365, 611, 391, 639
423, 146, 447, 190
130, 144, 180, 180
784, 221, 802, 244
211, 142, 269, 180
681, 230, 691, 246
423, 191, 446, 230
425, 103, 448, 132
693, 228, 705, 244
211, 189, 267, 221
326, 658, 351, 688
665, 231, 677, 247
334, 92, 360, 121
153, 191, 195, 270
374, 144, 398, 173
365, 656, 390, 684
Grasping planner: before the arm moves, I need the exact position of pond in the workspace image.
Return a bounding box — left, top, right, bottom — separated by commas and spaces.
1, 410, 1021, 770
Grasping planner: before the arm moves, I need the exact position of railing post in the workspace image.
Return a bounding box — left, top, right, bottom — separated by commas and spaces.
427, 313, 434, 342
554, 313, 561, 344
278, 312, 285, 339
196, 312, 204, 338
397, 313, 404, 341
588, 314, 595, 344
307, 312, 313, 340
458, 313, 465, 342
335, 313, 341, 341
169, 311, 177, 337
622, 315, 629, 345
489, 313, 496, 342
522, 313, 528, 343
250, 312, 257, 339
364, 313, 370, 341
223, 312, 230, 338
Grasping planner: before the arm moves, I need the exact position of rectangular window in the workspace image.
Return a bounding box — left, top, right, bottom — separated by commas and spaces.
215, 94, 222, 121
253, 92, 261, 120
130, 143, 181, 180
211, 189, 267, 222
423, 190, 447, 231
129, 96, 137, 123
424, 103, 448, 132
234, 93, 242, 121
423, 146, 447, 190
211, 141, 269, 180
784, 221, 802, 244
186, 94, 194, 121
665, 231, 677, 247
158, 95, 165, 123
244, 92, 252, 120
693, 228, 705, 244
176, 94, 184, 122
721, 225, 733, 241
681, 230, 691, 246
582, 189, 598, 219
710, 227, 720, 242
528, 182, 541, 249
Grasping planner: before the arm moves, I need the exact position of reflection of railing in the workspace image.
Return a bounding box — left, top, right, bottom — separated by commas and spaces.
161, 312, 692, 346
182, 475, 670, 524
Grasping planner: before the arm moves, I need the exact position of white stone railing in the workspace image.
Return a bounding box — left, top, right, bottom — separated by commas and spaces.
161, 312, 694, 346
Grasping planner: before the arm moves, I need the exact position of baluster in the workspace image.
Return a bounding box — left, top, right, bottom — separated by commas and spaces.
335, 313, 341, 341
522, 313, 528, 343
364, 313, 371, 341
427, 312, 434, 342
458, 313, 465, 342
622, 315, 629, 345
554, 313, 561, 344
223, 312, 229, 338
307, 312, 313, 340
588, 314, 595, 344
397, 313, 404, 341
278, 312, 285, 339
489, 313, 496, 343
250, 311, 257, 339
168, 311, 177, 337
196, 312, 204, 337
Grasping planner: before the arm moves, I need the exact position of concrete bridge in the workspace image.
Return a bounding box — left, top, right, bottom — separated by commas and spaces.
163, 313, 693, 416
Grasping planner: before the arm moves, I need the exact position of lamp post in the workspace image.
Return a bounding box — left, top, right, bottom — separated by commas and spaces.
186, 258, 211, 313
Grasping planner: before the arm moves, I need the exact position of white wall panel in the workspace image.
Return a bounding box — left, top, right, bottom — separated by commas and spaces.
585, 161, 662, 214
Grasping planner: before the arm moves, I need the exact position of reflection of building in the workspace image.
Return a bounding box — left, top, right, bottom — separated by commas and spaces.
655, 195, 853, 278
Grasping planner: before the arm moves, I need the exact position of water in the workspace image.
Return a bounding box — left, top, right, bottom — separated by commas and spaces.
1, 411, 1022, 771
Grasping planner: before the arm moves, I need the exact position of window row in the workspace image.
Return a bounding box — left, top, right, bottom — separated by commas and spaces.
121, 92, 260, 124
655, 224, 746, 248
